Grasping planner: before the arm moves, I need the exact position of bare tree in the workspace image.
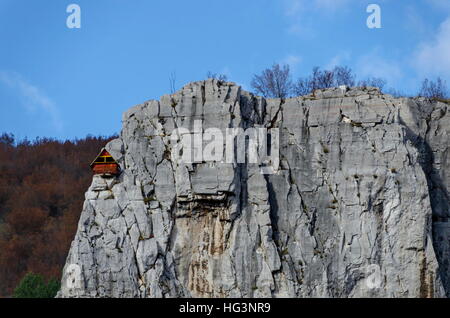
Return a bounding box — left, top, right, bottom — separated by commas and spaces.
251, 64, 293, 98
293, 77, 311, 96
169, 71, 176, 94
419, 77, 448, 99
206, 71, 228, 82
358, 77, 387, 91
293, 66, 356, 96
293, 67, 316, 95
0, 133, 14, 146
310, 67, 334, 90
333, 66, 356, 87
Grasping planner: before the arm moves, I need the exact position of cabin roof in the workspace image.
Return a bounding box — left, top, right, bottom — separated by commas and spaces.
90, 148, 118, 167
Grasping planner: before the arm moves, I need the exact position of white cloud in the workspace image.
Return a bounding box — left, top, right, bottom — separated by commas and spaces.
284, 0, 351, 15
282, 54, 302, 67
0, 71, 63, 131
313, 0, 351, 10
413, 17, 450, 78
404, 5, 429, 35
281, 54, 302, 76
286, 22, 317, 38
355, 51, 403, 85
284, 0, 303, 17
325, 51, 352, 69
426, 0, 450, 11
283, 0, 354, 38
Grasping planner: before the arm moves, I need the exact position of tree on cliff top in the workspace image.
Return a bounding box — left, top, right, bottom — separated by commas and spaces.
206, 71, 228, 82
419, 77, 449, 99
251, 63, 293, 98
251, 64, 385, 97
293, 66, 386, 96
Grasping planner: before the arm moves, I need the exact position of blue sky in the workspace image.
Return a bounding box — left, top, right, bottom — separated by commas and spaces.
0, 0, 449, 140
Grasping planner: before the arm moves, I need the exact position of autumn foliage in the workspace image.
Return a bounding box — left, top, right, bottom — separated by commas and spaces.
0, 133, 116, 297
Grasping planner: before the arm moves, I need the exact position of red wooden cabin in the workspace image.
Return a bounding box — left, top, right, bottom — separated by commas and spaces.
90, 148, 121, 176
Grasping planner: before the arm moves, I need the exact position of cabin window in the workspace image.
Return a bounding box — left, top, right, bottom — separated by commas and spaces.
94, 156, 112, 163
93, 155, 116, 164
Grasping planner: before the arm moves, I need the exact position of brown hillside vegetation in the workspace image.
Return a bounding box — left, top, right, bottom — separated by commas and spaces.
0, 133, 116, 297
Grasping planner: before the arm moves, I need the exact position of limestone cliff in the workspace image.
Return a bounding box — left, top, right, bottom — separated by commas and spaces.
57, 80, 450, 298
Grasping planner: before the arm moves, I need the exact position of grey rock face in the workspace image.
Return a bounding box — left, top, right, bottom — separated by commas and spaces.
58, 80, 450, 298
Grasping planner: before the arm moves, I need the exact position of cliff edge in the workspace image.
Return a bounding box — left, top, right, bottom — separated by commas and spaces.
57, 80, 450, 297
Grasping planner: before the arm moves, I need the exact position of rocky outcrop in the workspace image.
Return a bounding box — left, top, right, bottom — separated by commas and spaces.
57, 80, 450, 298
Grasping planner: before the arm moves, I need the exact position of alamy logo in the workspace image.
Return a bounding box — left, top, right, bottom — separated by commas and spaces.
366, 4, 381, 29
65, 263, 82, 289
365, 264, 382, 290
170, 120, 280, 174
66, 4, 81, 29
